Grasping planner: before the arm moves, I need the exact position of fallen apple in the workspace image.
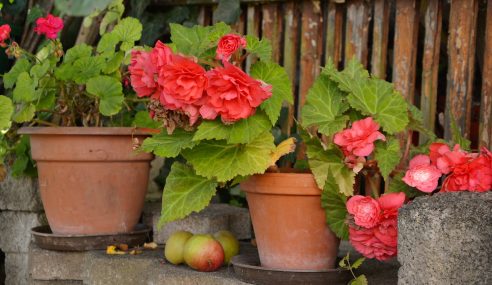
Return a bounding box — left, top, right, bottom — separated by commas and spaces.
214, 230, 239, 264
164, 230, 193, 265
183, 234, 224, 271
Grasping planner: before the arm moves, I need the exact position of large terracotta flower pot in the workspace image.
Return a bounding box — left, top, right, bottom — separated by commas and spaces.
18, 127, 153, 235
241, 173, 340, 270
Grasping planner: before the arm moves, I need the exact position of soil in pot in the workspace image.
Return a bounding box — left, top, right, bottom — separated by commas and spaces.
241, 172, 340, 271
19, 127, 153, 235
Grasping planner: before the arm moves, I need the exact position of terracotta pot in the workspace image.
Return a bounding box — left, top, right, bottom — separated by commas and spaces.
241, 173, 340, 270
18, 127, 153, 235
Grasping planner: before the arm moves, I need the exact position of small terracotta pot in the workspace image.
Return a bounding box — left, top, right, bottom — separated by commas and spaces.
19, 127, 153, 235
241, 173, 340, 270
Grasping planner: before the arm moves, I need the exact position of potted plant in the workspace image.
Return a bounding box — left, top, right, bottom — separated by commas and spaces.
0, 12, 155, 235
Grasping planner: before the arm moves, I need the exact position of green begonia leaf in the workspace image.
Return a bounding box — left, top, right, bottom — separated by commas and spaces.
12, 104, 36, 123
86, 76, 123, 116
183, 131, 275, 182
158, 162, 218, 227
374, 138, 401, 180
301, 74, 349, 136
140, 129, 197, 158
321, 176, 349, 240
3, 58, 31, 89
13, 72, 36, 103
193, 111, 271, 144
245, 35, 272, 62
251, 61, 293, 125
0, 96, 14, 130
170, 23, 230, 57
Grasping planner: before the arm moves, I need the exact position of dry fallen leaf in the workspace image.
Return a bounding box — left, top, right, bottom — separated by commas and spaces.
270, 137, 297, 166
106, 245, 126, 255
117, 244, 129, 251
129, 249, 143, 255
143, 242, 158, 250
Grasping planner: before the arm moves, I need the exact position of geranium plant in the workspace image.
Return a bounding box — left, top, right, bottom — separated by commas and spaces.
131, 23, 293, 226
0, 11, 148, 177
299, 58, 434, 261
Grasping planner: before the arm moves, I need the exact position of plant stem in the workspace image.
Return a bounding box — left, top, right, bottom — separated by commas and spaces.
32, 119, 59, 127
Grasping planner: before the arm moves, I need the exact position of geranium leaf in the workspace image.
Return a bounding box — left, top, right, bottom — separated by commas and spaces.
30, 61, 50, 80
251, 61, 293, 125
102, 51, 124, 74
301, 73, 349, 136
97, 33, 120, 56
13, 72, 36, 103
86, 76, 123, 116
194, 112, 271, 144
112, 17, 142, 51
63, 44, 93, 63
12, 104, 36, 123
158, 162, 218, 227
245, 35, 272, 62
374, 138, 401, 180
321, 177, 349, 240
72, 56, 105, 84
3, 58, 31, 89
0, 96, 13, 131
140, 129, 197, 158
132, 111, 160, 129
183, 131, 275, 182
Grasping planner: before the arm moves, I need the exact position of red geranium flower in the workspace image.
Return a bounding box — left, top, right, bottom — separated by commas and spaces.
201, 62, 271, 123
34, 14, 64, 39
0, 24, 11, 47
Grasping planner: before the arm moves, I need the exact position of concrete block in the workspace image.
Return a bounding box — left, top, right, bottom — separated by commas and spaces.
0, 172, 42, 211
0, 211, 47, 253
144, 203, 251, 244
5, 252, 29, 285
398, 192, 492, 285
30, 280, 83, 285
29, 244, 86, 281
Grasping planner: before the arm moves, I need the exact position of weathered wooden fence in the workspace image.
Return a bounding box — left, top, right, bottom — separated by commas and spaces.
156, 0, 491, 149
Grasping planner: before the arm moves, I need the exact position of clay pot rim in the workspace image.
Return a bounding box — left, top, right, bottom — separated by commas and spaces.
18, 127, 157, 136
241, 172, 322, 196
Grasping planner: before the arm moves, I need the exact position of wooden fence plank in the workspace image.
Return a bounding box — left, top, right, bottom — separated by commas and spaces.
480, 1, 492, 147
444, 0, 478, 140
282, 1, 299, 134
245, 5, 261, 73
231, 7, 246, 34
419, 0, 442, 143
344, 0, 371, 66
325, 1, 344, 67
392, 0, 420, 103
371, 0, 390, 78
262, 3, 282, 63
299, 0, 323, 113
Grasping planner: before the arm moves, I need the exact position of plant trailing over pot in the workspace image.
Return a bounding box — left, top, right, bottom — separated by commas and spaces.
298, 58, 437, 262
0, 8, 155, 177
0, 8, 156, 235
129, 23, 294, 226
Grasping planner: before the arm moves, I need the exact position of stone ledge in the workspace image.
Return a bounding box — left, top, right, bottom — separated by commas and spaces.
5, 252, 29, 285
29, 245, 86, 281
143, 203, 251, 244
0, 211, 46, 253
0, 171, 42, 212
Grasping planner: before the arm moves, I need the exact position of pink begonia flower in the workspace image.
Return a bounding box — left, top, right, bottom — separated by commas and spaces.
402, 154, 442, 193
201, 61, 271, 123
441, 150, 492, 192
34, 14, 64, 39
334, 117, 386, 157
378, 192, 406, 219
216, 34, 247, 62
346, 195, 381, 229
349, 227, 397, 261
0, 24, 11, 47
158, 54, 208, 125
435, 145, 469, 174
429, 142, 450, 165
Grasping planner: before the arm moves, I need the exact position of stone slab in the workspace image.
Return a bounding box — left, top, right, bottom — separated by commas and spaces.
143, 203, 251, 244
29, 244, 86, 281
30, 281, 83, 285
5, 252, 29, 285
0, 211, 47, 253
398, 192, 492, 285
0, 171, 42, 211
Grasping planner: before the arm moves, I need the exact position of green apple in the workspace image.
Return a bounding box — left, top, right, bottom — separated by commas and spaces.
164, 230, 193, 265
214, 230, 239, 264
183, 234, 224, 271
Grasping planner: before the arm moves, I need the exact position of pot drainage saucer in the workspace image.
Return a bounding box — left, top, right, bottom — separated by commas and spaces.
231, 253, 352, 285
31, 224, 151, 251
